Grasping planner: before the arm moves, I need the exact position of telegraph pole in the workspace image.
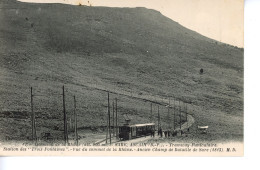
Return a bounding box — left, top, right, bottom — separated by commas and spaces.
179, 100, 181, 130
30, 87, 34, 140
112, 100, 115, 137
74, 95, 78, 146
173, 99, 175, 130
107, 92, 111, 144
167, 97, 170, 129
157, 105, 160, 132
30, 87, 36, 141
115, 98, 118, 139
106, 92, 109, 144
62, 85, 68, 145
186, 103, 189, 132
185, 103, 188, 122
150, 102, 153, 122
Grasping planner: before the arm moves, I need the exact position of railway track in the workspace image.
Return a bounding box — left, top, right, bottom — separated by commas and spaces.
93, 114, 195, 145
93, 136, 119, 145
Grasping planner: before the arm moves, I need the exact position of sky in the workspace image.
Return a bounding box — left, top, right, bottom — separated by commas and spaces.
19, 0, 244, 48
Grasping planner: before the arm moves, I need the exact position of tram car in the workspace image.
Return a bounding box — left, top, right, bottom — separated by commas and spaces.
119, 123, 155, 140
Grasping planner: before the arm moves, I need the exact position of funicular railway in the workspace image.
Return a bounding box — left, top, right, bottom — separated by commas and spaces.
119, 123, 155, 140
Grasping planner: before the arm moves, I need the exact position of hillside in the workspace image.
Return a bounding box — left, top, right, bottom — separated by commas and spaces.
0, 0, 243, 142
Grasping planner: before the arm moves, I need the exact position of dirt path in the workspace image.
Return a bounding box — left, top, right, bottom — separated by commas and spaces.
175, 114, 195, 131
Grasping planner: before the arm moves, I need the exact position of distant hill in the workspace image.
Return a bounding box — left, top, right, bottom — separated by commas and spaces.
0, 0, 243, 142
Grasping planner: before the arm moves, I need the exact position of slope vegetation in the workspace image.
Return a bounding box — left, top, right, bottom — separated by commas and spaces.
0, 0, 243, 142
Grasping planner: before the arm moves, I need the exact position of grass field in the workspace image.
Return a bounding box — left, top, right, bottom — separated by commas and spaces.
0, 0, 243, 143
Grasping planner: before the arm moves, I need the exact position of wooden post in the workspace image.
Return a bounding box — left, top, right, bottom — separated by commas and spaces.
106, 114, 108, 144
112, 100, 115, 137
173, 99, 175, 130
106, 92, 109, 144
168, 98, 170, 129
186, 103, 189, 131
69, 118, 72, 131
30, 87, 36, 141
74, 96, 78, 146
179, 101, 181, 130
157, 105, 160, 132
108, 92, 111, 144
186, 103, 188, 122
63, 85, 68, 145
115, 98, 118, 139
30, 87, 33, 140
150, 102, 152, 122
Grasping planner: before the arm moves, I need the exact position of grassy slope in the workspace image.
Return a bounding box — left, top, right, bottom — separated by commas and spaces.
0, 0, 243, 142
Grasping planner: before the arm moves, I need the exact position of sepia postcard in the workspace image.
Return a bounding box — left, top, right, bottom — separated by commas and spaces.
0, 0, 244, 156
